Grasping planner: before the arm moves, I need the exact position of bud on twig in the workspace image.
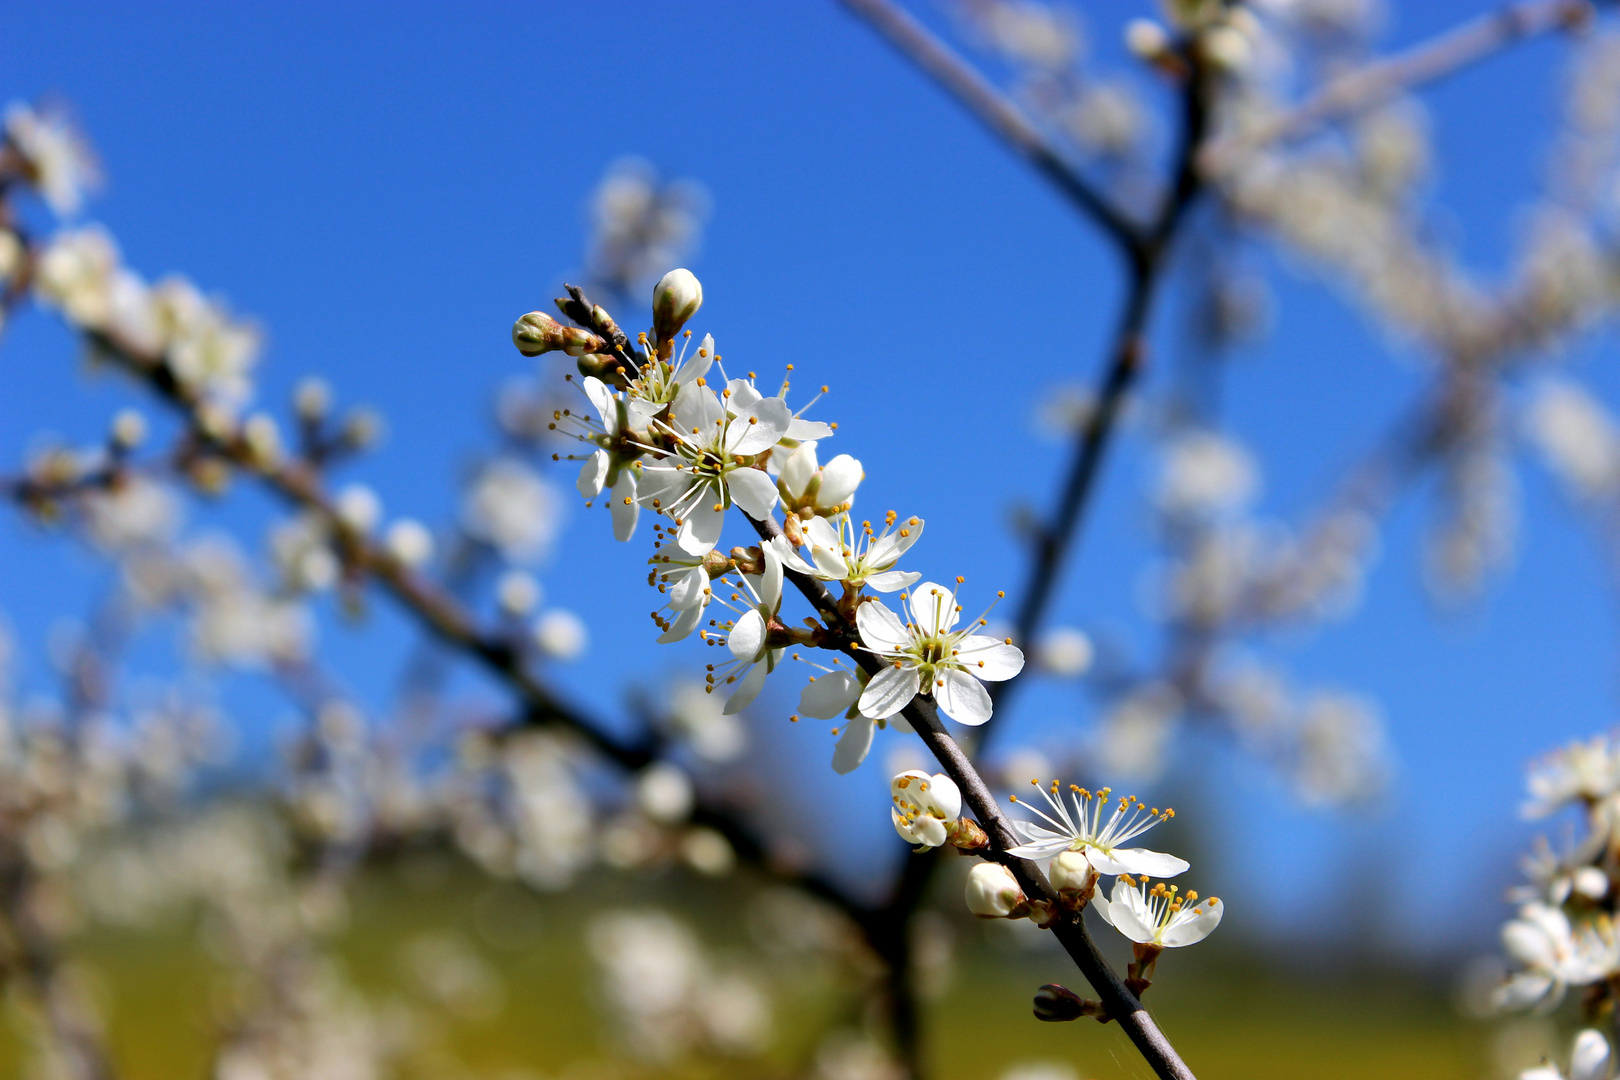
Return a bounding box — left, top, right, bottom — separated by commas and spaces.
512, 311, 606, 357
652, 268, 702, 343
1033, 983, 1107, 1023
945, 816, 988, 851
965, 861, 1025, 918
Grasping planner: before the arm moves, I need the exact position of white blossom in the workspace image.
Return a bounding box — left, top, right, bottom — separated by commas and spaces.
772, 510, 921, 593
533, 609, 588, 660
638, 381, 790, 555
776, 441, 862, 516
461, 458, 562, 563
890, 770, 961, 848
1496, 902, 1617, 1012
1520, 1030, 1614, 1080
5, 102, 98, 216
1523, 735, 1620, 819
855, 581, 1024, 726
700, 543, 785, 714
1093, 874, 1223, 948
556, 375, 657, 541
1006, 779, 1188, 878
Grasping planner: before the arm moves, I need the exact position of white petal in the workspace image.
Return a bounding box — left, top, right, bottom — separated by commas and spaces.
910, 813, 948, 848
910, 582, 959, 634
1573, 1030, 1612, 1080
934, 668, 992, 726
581, 376, 613, 426
864, 569, 919, 593
779, 442, 818, 499
727, 466, 780, 520
831, 715, 876, 774
925, 773, 962, 820
816, 454, 862, 509
726, 378, 761, 409
728, 397, 793, 456
1504, 920, 1559, 970
676, 499, 725, 555
953, 635, 1024, 682
811, 542, 849, 580
1162, 901, 1223, 947
610, 470, 639, 541
1089, 847, 1189, 879
859, 664, 920, 720
800, 670, 862, 719
674, 334, 714, 384
673, 382, 723, 437
576, 450, 609, 499
856, 600, 911, 652
723, 661, 769, 715
787, 418, 835, 441
767, 534, 816, 576
1494, 972, 1555, 1011
804, 515, 840, 548
656, 604, 704, 644
666, 565, 708, 609
729, 609, 766, 661
1108, 896, 1157, 945
624, 397, 660, 433
758, 543, 784, 611
1005, 837, 1073, 861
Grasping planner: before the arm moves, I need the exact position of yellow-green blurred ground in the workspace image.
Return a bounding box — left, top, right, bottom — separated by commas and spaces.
0, 854, 1490, 1080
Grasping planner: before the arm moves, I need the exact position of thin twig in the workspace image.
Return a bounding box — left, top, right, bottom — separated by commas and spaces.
836, 0, 1145, 256
1199, 0, 1593, 175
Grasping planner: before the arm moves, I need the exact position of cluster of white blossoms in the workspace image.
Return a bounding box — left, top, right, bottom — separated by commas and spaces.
889, 768, 1222, 959
1494, 734, 1620, 1048
515, 268, 1025, 773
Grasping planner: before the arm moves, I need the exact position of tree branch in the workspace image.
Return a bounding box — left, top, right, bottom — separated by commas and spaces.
836, 0, 1145, 257
1198, 0, 1593, 176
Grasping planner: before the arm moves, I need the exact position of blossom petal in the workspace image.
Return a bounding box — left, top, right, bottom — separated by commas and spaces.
859, 664, 920, 720
1005, 837, 1073, 861
810, 542, 848, 581
787, 418, 835, 441
778, 442, 818, 500
727, 466, 780, 520
673, 334, 714, 384
767, 535, 815, 576
676, 499, 724, 555
1162, 901, 1223, 947
656, 604, 705, 644
666, 565, 708, 610
910, 582, 960, 634
673, 382, 723, 438
581, 376, 614, 427
758, 543, 784, 610
726, 378, 762, 410
856, 600, 911, 653
729, 609, 766, 661
804, 515, 840, 548
723, 660, 768, 715
817, 454, 862, 508
728, 397, 793, 456
953, 635, 1024, 681
1087, 847, 1189, 879
864, 569, 919, 593
577, 450, 609, 499
934, 669, 992, 726
831, 714, 876, 775
1573, 1029, 1611, 1080
800, 670, 862, 719
609, 470, 639, 541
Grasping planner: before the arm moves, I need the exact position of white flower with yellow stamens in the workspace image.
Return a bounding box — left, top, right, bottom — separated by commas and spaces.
549, 375, 658, 541
890, 770, 961, 848
854, 579, 1023, 725
636, 380, 790, 555
699, 543, 785, 714
776, 441, 861, 516
772, 510, 922, 594
1006, 779, 1188, 878
1094, 875, 1221, 948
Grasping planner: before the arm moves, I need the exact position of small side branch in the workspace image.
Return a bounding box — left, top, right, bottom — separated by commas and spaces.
836, 0, 1145, 257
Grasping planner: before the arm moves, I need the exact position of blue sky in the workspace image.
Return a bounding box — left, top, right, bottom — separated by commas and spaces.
1, 1, 1613, 953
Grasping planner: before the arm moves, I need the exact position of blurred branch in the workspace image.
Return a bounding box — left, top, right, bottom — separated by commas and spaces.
836, 0, 1145, 257
1199, 0, 1594, 175
989, 60, 1212, 723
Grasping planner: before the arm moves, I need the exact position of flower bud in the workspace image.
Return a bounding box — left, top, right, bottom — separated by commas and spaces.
385, 518, 434, 569
513, 311, 605, 357
1032, 983, 1093, 1023
965, 861, 1025, 918
702, 548, 733, 578
110, 409, 147, 452
652, 268, 703, 342
294, 377, 332, 422
1125, 19, 1170, 61
892, 770, 963, 848
335, 483, 381, 535
1049, 850, 1097, 905
815, 454, 862, 512
497, 570, 541, 616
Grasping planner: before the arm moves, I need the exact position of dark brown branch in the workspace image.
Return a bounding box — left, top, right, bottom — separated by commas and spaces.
836, 0, 1145, 257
